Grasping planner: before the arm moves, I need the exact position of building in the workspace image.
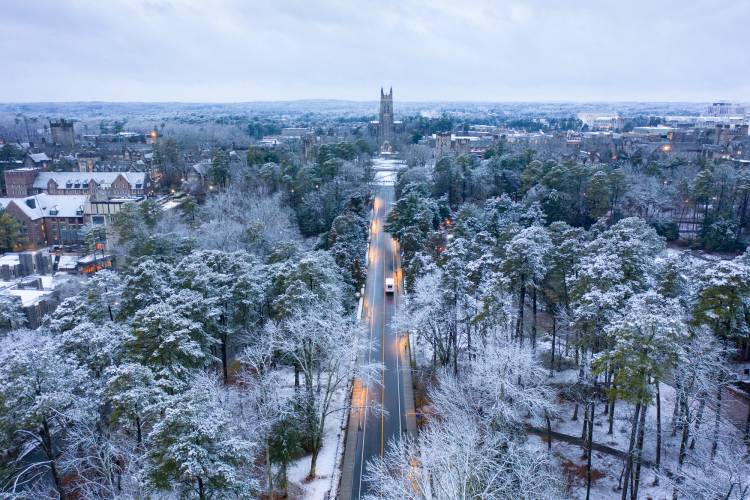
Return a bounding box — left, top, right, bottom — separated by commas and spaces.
24, 152, 50, 170
76, 152, 100, 172
378, 87, 395, 147
85, 196, 143, 227
49, 119, 75, 147
434, 133, 482, 159
34, 172, 146, 197
435, 132, 452, 159
4, 168, 40, 197
0, 194, 87, 248
4, 170, 147, 198
705, 102, 746, 118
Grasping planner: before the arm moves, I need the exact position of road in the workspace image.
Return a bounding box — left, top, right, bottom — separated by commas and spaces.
341, 183, 414, 499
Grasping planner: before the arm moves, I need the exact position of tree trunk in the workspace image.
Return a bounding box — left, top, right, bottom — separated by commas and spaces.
531, 286, 537, 349
308, 442, 320, 480
221, 335, 229, 384
550, 309, 556, 377
516, 282, 526, 345
711, 381, 723, 458
621, 402, 641, 500
585, 401, 595, 500
653, 380, 661, 485
632, 403, 647, 500
677, 396, 690, 468
674, 395, 691, 500
198, 477, 205, 500
608, 394, 616, 435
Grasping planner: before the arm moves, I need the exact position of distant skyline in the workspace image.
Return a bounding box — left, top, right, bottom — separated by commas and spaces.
1, 0, 748, 103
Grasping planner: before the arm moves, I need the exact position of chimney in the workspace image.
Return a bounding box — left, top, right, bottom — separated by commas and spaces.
25, 198, 35, 209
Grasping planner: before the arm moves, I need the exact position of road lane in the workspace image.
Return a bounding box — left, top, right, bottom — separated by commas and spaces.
347, 185, 408, 499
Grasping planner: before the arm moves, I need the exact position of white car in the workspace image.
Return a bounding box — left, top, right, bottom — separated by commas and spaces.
385, 277, 395, 294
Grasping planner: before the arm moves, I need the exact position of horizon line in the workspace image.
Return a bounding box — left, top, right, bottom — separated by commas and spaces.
0, 99, 742, 106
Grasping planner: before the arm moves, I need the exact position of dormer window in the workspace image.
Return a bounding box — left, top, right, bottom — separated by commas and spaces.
49, 207, 59, 216
82, 182, 89, 189
66, 181, 73, 189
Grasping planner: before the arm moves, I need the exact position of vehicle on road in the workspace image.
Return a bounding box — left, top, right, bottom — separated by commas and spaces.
385, 277, 395, 294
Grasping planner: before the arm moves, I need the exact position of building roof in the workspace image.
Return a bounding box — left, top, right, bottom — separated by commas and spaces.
28, 153, 50, 163
32, 171, 146, 190
0, 194, 88, 220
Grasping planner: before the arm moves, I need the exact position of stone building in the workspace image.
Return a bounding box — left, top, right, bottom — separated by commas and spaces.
50, 119, 75, 147
368, 87, 403, 150
378, 87, 394, 147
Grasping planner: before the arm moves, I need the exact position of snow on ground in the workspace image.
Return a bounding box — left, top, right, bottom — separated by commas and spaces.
533, 347, 749, 499
287, 384, 346, 499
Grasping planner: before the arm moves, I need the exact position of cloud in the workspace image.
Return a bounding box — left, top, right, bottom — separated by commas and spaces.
0, 0, 748, 101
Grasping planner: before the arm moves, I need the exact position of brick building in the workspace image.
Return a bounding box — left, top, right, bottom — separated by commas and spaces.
0, 194, 88, 249
4, 167, 40, 197
4, 170, 147, 198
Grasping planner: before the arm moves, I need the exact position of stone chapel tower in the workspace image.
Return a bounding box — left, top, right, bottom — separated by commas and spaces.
378, 87, 394, 147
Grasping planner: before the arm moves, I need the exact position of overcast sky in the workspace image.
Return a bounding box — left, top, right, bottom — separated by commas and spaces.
1, 0, 748, 102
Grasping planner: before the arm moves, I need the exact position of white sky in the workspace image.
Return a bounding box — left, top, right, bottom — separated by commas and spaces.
1, 0, 748, 102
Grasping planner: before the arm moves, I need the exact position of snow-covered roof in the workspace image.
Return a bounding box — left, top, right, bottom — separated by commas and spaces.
28, 152, 50, 163
6, 288, 52, 307
0, 194, 88, 220
57, 255, 79, 270
32, 171, 146, 190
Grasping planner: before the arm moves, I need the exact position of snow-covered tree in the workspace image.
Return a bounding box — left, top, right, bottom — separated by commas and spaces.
238, 334, 291, 498
143, 374, 258, 499
502, 224, 552, 347
127, 290, 219, 387
272, 308, 371, 479
0, 294, 26, 334
365, 411, 562, 500
0, 331, 96, 498
594, 291, 687, 500
103, 362, 163, 445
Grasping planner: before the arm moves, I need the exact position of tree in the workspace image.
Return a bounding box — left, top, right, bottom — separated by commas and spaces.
502, 225, 552, 347
272, 308, 372, 479
239, 335, 292, 498
594, 291, 686, 500
127, 290, 219, 387
0, 294, 26, 334
0, 331, 96, 499
143, 374, 257, 498
209, 149, 231, 188
104, 362, 162, 445
0, 210, 21, 252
